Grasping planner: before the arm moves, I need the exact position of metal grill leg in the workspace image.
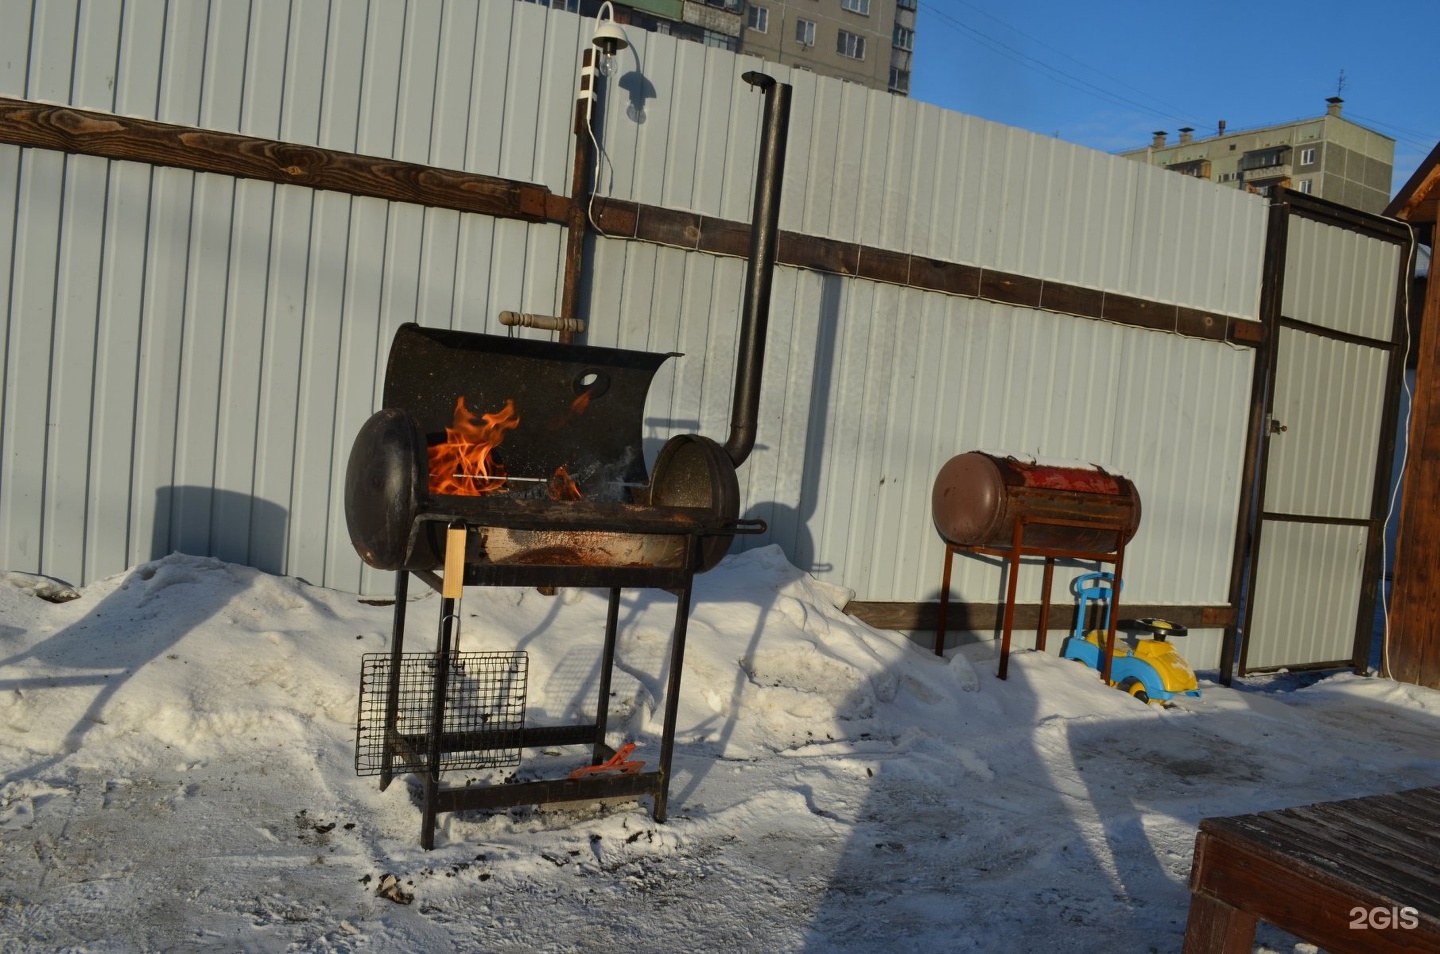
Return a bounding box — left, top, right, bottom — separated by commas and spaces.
935, 543, 955, 656
379, 570, 410, 792
654, 546, 699, 823
591, 587, 622, 763
422, 524, 467, 850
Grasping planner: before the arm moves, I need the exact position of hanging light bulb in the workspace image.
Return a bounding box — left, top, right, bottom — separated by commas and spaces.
591, 1, 628, 78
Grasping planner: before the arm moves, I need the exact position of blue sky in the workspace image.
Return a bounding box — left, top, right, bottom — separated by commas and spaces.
909, 0, 1439, 196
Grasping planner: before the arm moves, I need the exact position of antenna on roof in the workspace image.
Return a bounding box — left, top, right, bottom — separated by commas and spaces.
1336, 69, 1347, 98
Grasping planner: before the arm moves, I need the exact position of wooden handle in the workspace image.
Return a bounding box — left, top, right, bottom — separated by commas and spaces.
499, 310, 586, 333
443, 525, 466, 599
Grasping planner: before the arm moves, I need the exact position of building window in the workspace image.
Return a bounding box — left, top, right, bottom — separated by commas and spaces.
701, 29, 738, 50
1298, 178, 1314, 194
840, 0, 870, 14
747, 5, 767, 31
888, 67, 910, 93
794, 18, 815, 45
837, 29, 866, 59
893, 25, 913, 50
1300, 147, 1317, 165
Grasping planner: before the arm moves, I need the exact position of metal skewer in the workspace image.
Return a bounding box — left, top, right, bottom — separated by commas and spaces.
453, 474, 649, 489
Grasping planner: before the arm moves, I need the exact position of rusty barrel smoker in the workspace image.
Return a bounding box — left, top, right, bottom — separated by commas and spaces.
931, 452, 1141, 680
344, 73, 790, 849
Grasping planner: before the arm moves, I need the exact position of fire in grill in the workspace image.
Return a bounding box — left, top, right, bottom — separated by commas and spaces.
344, 324, 753, 579
345, 72, 791, 849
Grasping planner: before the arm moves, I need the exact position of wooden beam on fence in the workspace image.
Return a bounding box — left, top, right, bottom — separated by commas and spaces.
845, 601, 1237, 633
0, 96, 1263, 349
0, 96, 561, 224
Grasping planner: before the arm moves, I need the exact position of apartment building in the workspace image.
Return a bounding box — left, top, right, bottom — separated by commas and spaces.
523, 0, 915, 95
1120, 98, 1394, 214
740, 0, 915, 95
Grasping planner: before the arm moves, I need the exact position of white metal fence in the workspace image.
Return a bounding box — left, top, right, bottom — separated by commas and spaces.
1, 0, 1266, 649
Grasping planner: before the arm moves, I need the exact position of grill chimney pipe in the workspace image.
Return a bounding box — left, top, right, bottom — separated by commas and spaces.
1151, 130, 1167, 148
724, 71, 791, 468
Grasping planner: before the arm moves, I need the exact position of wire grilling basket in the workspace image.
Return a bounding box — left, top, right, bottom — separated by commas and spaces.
355, 651, 528, 776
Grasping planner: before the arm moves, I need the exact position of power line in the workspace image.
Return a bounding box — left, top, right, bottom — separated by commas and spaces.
920, 4, 1207, 129
1346, 111, 1438, 153
939, 0, 1201, 125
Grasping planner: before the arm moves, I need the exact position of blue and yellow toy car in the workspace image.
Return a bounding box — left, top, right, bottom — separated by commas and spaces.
1059, 573, 1200, 704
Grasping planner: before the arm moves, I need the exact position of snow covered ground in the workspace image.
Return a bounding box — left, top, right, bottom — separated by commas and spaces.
2, 546, 1437, 953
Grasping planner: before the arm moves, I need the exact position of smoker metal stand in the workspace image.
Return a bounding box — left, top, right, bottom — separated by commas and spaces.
934, 515, 1128, 681
375, 530, 710, 850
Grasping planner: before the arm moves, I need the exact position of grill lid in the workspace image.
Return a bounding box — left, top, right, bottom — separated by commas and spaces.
383, 322, 678, 497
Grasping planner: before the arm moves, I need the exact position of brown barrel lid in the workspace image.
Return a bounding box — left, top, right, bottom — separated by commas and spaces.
931, 452, 1006, 546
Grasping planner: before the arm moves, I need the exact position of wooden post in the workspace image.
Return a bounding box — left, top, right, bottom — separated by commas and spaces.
559, 49, 598, 345
1387, 258, 1440, 688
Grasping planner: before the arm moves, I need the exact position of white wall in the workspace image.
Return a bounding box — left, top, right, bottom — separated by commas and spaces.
1, 0, 1264, 635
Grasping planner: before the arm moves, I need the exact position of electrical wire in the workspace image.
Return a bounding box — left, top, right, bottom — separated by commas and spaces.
1346, 111, 1439, 155
920, 4, 1208, 130
587, 88, 610, 237
1378, 220, 1419, 681
936, 0, 1201, 126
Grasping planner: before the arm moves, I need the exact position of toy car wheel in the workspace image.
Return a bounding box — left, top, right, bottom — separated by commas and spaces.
1119, 677, 1150, 704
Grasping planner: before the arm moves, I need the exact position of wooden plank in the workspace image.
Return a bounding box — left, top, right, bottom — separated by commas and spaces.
1227, 810, 1440, 913
780, 232, 859, 276
589, 197, 640, 239
846, 600, 1236, 631
0, 96, 1260, 356
1188, 827, 1440, 954
1387, 256, 1440, 688
630, 205, 697, 248
0, 96, 557, 222
856, 247, 911, 285
1038, 282, 1104, 320
909, 257, 981, 298
978, 269, 1042, 308
1176, 307, 1226, 340
1228, 319, 1266, 345
1104, 293, 1177, 333
1181, 891, 1257, 954
694, 216, 752, 259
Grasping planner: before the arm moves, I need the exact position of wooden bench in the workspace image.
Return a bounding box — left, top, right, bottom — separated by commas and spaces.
1183, 786, 1440, 953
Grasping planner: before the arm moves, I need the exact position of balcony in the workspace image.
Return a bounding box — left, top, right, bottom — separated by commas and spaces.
1168, 159, 1211, 179
683, 0, 742, 34
1242, 164, 1292, 182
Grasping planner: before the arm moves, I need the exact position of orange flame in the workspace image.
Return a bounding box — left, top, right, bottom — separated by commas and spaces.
428, 396, 520, 496
547, 465, 583, 501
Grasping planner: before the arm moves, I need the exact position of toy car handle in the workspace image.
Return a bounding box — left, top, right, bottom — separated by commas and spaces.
1118, 617, 1188, 639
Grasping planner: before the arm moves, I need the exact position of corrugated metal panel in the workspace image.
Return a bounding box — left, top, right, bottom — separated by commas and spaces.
3, 1, 1267, 613
584, 236, 1253, 614
1244, 209, 1401, 673
1248, 522, 1368, 670
1264, 328, 1388, 517
1110, 331, 1255, 602
1126, 163, 1268, 317
1282, 215, 1400, 341
715, 273, 1254, 610
592, 34, 1266, 319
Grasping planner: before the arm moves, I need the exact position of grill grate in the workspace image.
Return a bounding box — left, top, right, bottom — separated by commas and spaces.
355, 651, 527, 776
